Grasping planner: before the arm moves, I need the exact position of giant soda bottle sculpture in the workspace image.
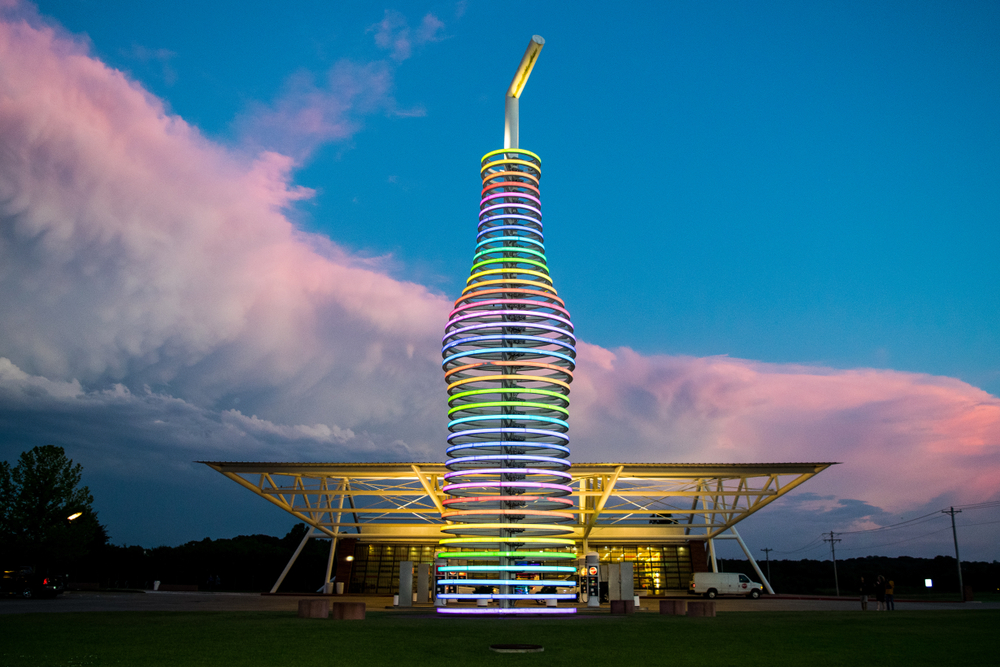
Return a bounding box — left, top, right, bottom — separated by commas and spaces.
437, 36, 578, 615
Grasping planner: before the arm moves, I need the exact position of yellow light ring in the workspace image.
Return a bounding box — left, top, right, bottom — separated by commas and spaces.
448, 387, 569, 403
482, 148, 542, 164
441, 522, 571, 534
469, 257, 550, 273
461, 278, 557, 296
443, 360, 573, 383
440, 537, 575, 546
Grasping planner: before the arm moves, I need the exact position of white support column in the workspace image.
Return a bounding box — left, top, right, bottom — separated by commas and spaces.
708, 538, 719, 573
271, 526, 315, 593
322, 478, 349, 593
730, 526, 775, 594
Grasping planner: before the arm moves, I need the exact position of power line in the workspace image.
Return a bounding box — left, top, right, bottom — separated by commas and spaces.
823, 531, 841, 596
836, 511, 945, 535
837, 525, 953, 551
944, 507, 964, 599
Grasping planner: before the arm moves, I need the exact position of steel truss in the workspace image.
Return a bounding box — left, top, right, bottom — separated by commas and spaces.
201, 460, 833, 594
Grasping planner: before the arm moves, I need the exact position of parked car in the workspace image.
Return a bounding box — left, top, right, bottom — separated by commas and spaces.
1, 566, 66, 599
688, 572, 763, 599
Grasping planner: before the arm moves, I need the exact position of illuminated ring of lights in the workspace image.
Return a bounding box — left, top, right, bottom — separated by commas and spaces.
439, 149, 577, 615
437, 551, 576, 559
440, 566, 576, 573
438, 607, 577, 615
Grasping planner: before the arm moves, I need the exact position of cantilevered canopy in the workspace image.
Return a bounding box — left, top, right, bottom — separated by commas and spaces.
199, 461, 835, 544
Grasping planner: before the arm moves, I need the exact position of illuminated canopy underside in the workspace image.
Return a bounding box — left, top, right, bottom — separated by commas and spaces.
200, 461, 834, 543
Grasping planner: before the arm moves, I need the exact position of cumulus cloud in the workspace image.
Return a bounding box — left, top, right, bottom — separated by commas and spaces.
570, 346, 1000, 516
368, 9, 445, 62
0, 8, 998, 553
237, 8, 443, 160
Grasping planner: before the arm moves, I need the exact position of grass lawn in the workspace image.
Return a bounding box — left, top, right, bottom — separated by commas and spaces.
2, 609, 996, 667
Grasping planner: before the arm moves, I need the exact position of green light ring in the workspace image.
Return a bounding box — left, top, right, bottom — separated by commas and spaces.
482, 148, 541, 163
448, 400, 569, 417
448, 388, 569, 403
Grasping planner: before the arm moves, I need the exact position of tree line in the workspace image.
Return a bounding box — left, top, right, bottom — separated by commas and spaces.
4, 446, 998, 595
718, 555, 1000, 597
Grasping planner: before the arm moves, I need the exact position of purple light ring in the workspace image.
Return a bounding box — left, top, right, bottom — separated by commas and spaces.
437, 607, 576, 615
480, 192, 542, 207
449, 299, 571, 319
447, 454, 570, 467
443, 322, 576, 345
446, 310, 574, 332
446, 427, 569, 442
479, 203, 541, 219
442, 481, 573, 494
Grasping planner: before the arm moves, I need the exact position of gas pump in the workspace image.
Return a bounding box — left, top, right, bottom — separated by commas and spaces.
434, 557, 446, 606
586, 552, 600, 607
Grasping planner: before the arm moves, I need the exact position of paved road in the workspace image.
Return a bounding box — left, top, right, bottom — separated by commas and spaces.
2, 591, 998, 615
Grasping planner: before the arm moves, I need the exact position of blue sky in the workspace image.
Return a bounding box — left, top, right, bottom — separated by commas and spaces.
1, 0, 998, 559
42, 0, 999, 392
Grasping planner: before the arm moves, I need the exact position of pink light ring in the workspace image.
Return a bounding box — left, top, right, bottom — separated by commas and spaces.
442, 495, 575, 507
444, 468, 572, 480
480, 192, 542, 208
447, 454, 570, 467
437, 609, 576, 616
442, 334, 577, 355
440, 593, 577, 600
477, 212, 542, 224
448, 299, 572, 326
442, 481, 573, 494
439, 579, 572, 587
448, 300, 571, 322
446, 427, 569, 443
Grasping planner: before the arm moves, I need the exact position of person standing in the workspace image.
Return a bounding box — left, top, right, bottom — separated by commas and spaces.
885, 579, 895, 611
875, 575, 886, 611
859, 576, 869, 611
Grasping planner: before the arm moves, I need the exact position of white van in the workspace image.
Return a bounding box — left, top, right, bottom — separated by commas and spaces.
688, 572, 764, 599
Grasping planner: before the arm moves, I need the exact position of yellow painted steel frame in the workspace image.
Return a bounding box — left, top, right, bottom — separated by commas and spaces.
200, 461, 835, 544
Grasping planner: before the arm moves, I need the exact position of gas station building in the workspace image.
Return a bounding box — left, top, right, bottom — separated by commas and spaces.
202, 460, 833, 595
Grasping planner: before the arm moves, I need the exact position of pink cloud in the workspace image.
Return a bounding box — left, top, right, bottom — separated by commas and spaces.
570, 345, 1000, 513
1, 9, 998, 551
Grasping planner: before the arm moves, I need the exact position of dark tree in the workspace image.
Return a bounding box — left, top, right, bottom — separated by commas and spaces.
0, 445, 108, 570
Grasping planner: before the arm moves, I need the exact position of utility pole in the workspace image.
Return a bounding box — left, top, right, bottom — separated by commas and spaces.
823, 532, 841, 596
942, 507, 964, 601
760, 547, 773, 585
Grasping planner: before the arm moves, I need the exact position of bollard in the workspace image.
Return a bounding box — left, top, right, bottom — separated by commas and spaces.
298, 599, 330, 619
659, 599, 687, 615
686, 600, 716, 617
610, 599, 635, 615
331, 601, 365, 620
